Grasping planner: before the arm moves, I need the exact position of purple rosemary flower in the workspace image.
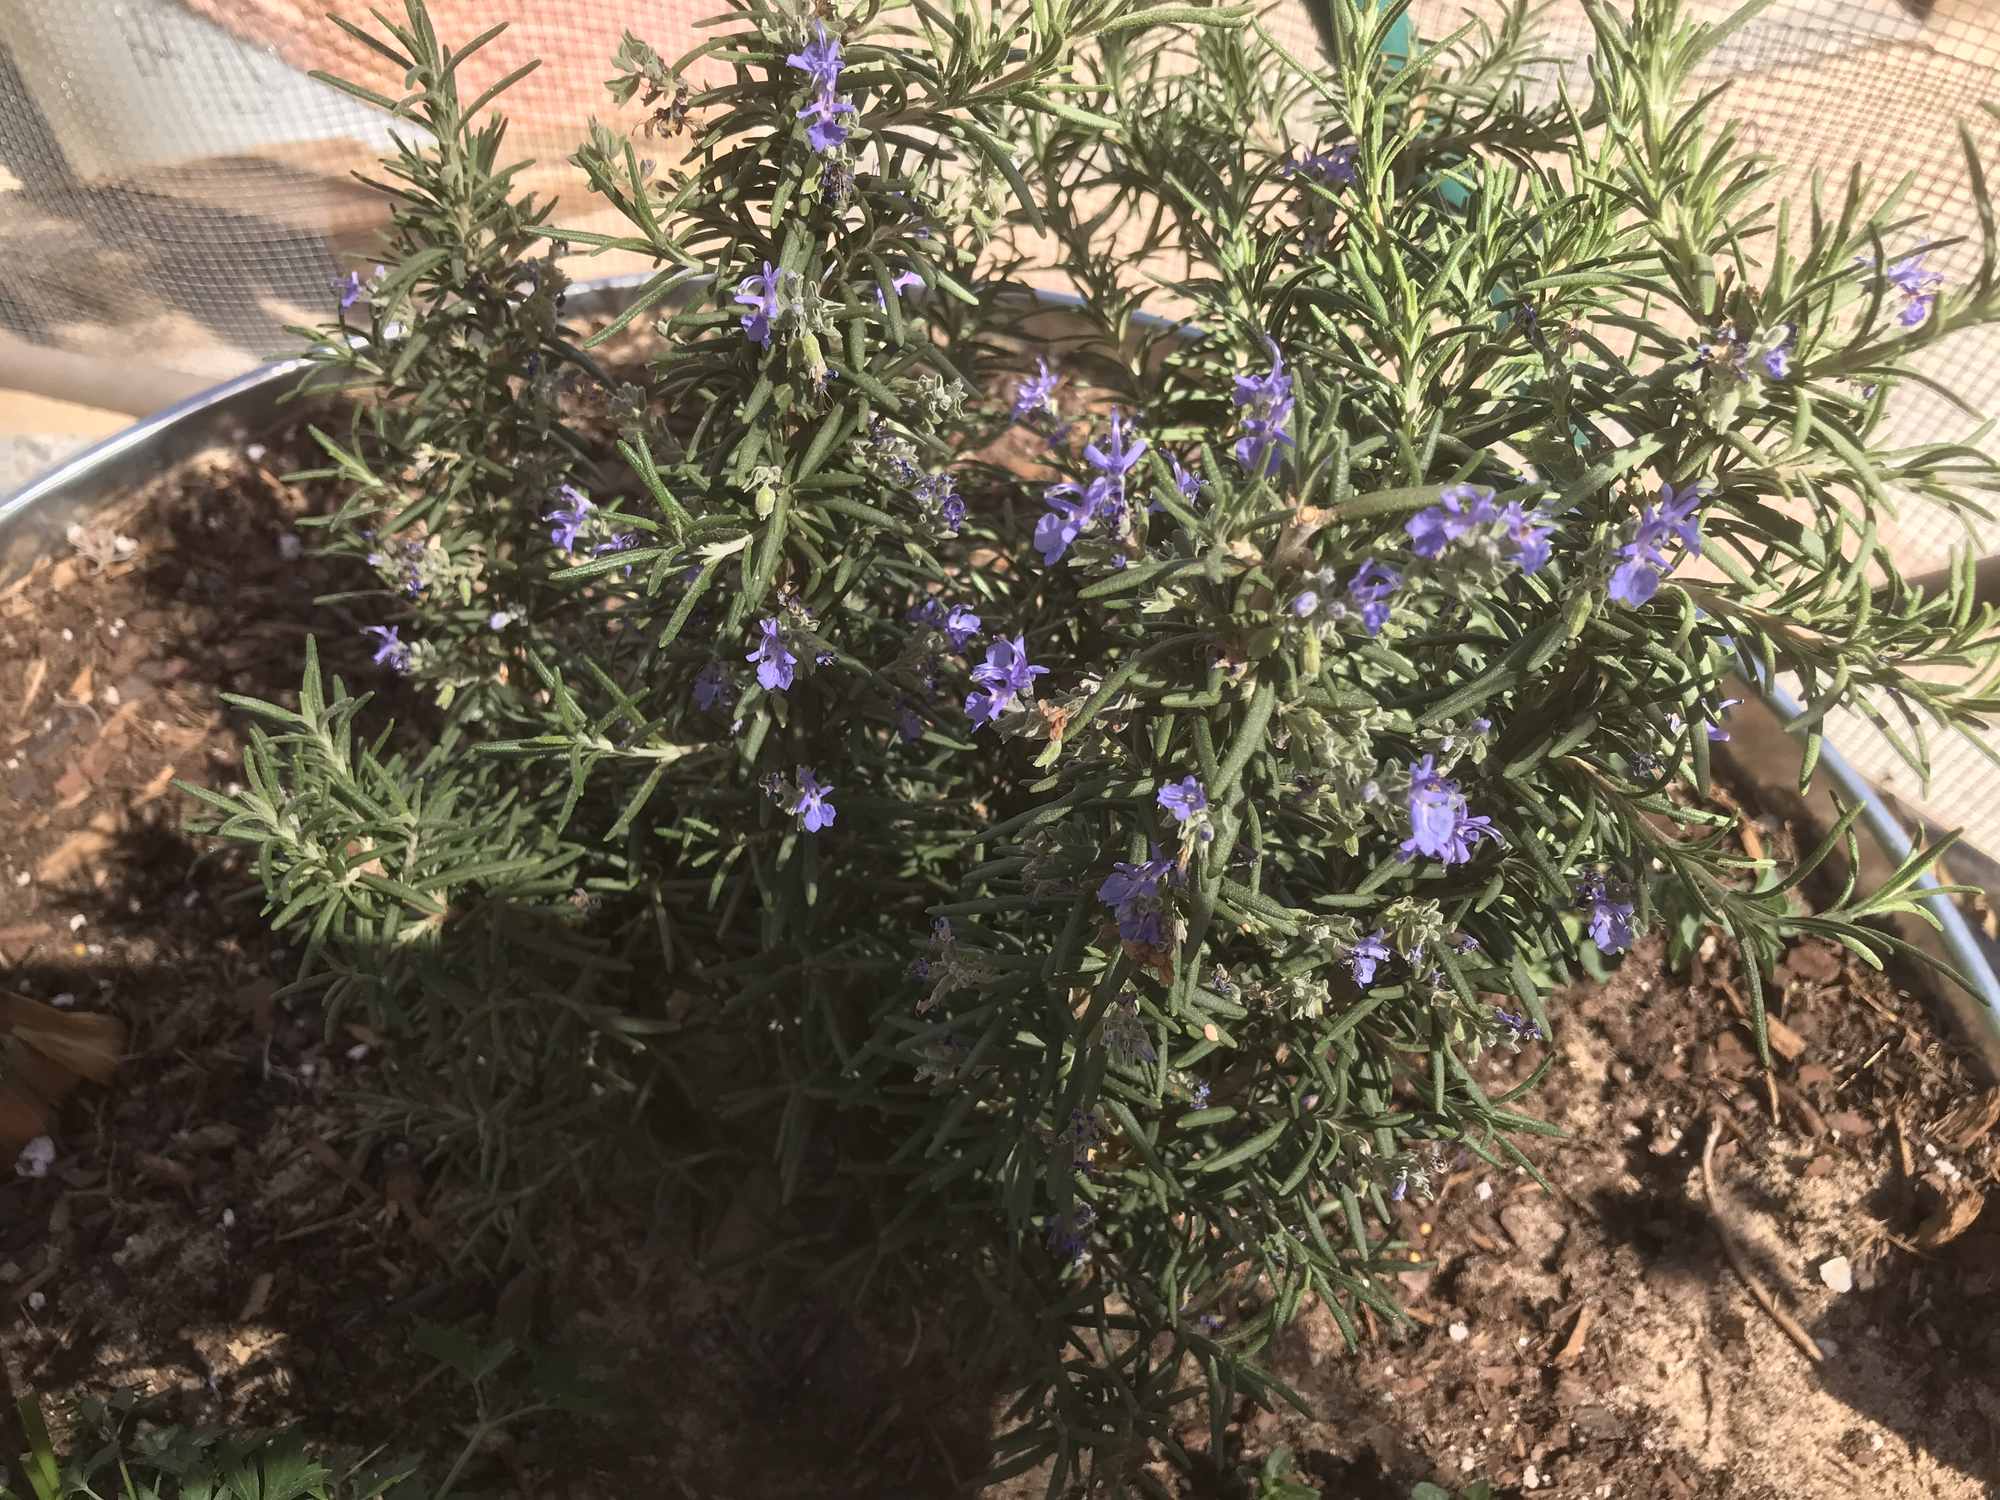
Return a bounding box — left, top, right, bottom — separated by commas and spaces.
1348, 929, 1392, 988
1885, 255, 1934, 295
1034, 483, 1092, 565
1097, 847, 1181, 946
735, 262, 784, 347
592, 532, 636, 557
693, 662, 731, 712
874, 268, 925, 308
1290, 589, 1321, 618
1495, 1009, 1544, 1042
1407, 483, 1499, 558
747, 617, 798, 692
1498, 502, 1554, 575
1084, 407, 1149, 486
1035, 408, 1148, 562
1439, 813, 1500, 865
1886, 254, 1943, 326
1284, 142, 1358, 187
799, 86, 856, 153
1231, 343, 1295, 477
785, 20, 843, 89
1156, 775, 1208, 824
1102, 996, 1157, 1067
1346, 559, 1401, 636
544, 485, 592, 551
1060, 1107, 1106, 1174
336, 270, 367, 310
973, 634, 1048, 698
1609, 480, 1706, 607
1012, 359, 1061, 423
1046, 1201, 1095, 1263
788, 767, 837, 832
1574, 870, 1636, 953
963, 685, 1003, 728
1640, 482, 1704, 554
965, 633, 1048, 727
367, 537, 424, 596
870, 419, 920, 484
1401, 755, 1499, 865
895, 702, 924, 743
943, 605, 981, 651
915, 471, 964, 533
912, 596, 978, 649
362, 625, 410, 672
1171, 455, 1204, 503
1760, 324, 1796, 379
1706, 696, 1742, 741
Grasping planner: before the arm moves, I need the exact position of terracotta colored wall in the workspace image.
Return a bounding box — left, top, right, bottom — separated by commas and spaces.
178, 2, 698, 142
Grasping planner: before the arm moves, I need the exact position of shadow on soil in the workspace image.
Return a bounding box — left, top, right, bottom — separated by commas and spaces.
1584, 1130, 2000, 1494
0, 414, 1018, 1497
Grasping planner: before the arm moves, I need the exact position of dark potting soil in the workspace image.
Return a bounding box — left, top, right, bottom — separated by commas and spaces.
1159, 919, 2000, 1500
0, 405, 1000, 1496
1, 410, 1996, 1498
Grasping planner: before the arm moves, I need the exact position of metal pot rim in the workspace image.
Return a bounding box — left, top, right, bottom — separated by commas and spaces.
0, 274, 656, 581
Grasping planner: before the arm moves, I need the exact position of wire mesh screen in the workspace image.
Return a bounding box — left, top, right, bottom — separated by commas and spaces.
0, 0, 650, 378
0, 2, 1993, 386
1410, 0, 2000, 583
1390, 0, 2000, 846
1, 0, 1995, 833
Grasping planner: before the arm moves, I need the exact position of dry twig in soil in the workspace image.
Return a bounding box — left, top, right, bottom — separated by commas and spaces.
1700, 1114, 1824, 1366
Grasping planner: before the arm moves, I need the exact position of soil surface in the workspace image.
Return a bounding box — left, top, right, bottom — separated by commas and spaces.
3, 423, 1998, 1498
0, 418, 453, 1444
0, 409, 1002, 1496
1173, 925, 2000, 1499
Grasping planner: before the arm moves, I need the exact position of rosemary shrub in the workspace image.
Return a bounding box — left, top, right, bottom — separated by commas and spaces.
195, 0, 2000, 1485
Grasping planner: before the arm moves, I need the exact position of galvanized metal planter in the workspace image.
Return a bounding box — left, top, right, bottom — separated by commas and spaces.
0, 277, 649, 586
